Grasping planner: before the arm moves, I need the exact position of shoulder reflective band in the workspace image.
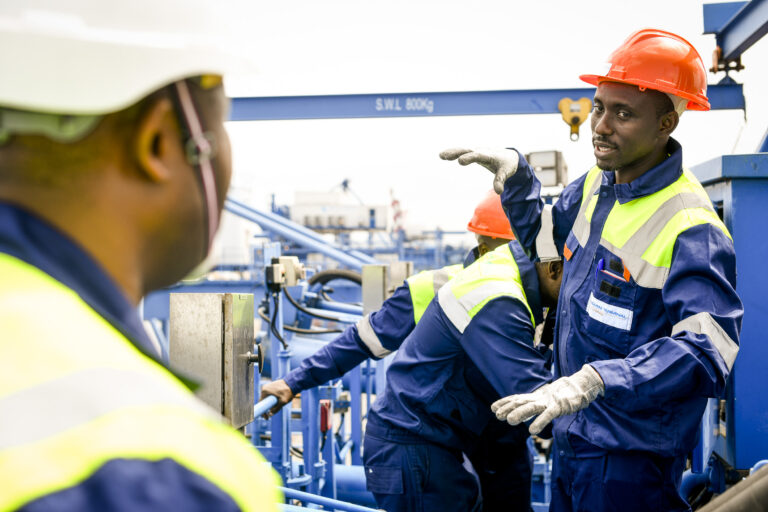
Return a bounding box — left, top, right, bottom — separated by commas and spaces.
0, 367, 217, 451
356, 314, 391, 358
572, 166, 603, 247
673, 312, 739, 371
432, 264, 462, 294
438, 280, 528, 333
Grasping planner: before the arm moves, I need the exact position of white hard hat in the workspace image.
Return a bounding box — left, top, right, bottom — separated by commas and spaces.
0, 0, 252, 115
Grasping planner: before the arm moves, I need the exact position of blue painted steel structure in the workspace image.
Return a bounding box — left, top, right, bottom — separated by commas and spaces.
703, 0, 768, 62
691, 153, 768, 474
230, 84, 744, 121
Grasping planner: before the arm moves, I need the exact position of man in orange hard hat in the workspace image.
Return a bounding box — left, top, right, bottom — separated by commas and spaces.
261, 192, 562, 511
441, 29, 743, 511
464, 189, 516, 264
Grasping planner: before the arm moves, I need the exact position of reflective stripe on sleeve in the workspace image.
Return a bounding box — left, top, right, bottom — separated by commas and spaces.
356, 314, 392, 358
0, 367, 218, 451
673, 312, 739, 371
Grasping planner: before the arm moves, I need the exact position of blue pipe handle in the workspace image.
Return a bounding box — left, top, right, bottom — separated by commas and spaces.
254, 395, 279, 418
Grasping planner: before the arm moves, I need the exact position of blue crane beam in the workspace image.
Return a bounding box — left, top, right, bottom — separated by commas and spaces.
229, 84, 744, 121
704, 0, 768, 61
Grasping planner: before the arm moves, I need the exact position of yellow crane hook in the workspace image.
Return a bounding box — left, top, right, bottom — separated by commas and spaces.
558, 97, 592, 141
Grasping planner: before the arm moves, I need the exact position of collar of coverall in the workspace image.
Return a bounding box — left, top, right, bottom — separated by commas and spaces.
605, 138, 684, 205
507, 239, 544, 326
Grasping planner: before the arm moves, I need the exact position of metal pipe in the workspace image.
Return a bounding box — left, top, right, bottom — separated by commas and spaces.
302, 387, 321, 495
229, 198, 377, 264
679, 468, 710, 502
334, 464, 377, 508
337, 439, 353, 461
225, 200, 369, 270
280, 486, 380, 512
254, 396, 278, 418
310, 296, 363, 316
280, 505, 315, 512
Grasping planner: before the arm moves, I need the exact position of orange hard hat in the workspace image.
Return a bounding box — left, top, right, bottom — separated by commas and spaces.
580, 28, 710, 111
467, 190, 515, 240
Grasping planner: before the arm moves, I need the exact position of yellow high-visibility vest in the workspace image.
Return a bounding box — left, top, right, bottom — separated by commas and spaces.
407, 263, 464, 324
571, 165, 730, 289
438, 244, 533, 333
0, 253, 283, 511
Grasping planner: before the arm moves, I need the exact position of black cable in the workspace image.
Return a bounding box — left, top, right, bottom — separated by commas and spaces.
258, 307, 344, 335
321, 288, 362, 307
286, 325, 343, 335
283, 286, 347, 322
269, 293, 288, 349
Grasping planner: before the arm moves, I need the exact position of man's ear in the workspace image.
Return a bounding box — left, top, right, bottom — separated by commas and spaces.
134, 97, 178, 183
659, 110, 679, 137
548, 260, 563, 280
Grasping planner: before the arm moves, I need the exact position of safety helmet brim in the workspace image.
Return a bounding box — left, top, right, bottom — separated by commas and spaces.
579, 75, 710, 111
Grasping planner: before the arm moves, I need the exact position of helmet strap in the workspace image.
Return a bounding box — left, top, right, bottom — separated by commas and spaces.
171, 80, 220, 259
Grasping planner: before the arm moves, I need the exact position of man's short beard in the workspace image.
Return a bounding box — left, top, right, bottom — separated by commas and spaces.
596, 161, 615, 172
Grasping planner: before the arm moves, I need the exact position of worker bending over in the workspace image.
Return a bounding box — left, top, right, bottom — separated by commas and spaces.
442, 29, 743, 512
261, 192, 553, 510
0, 2, 281, 510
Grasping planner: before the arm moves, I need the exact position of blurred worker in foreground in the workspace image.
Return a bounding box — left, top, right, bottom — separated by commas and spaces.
441, 29, 743, 512
262, 196, 563, 511
0, 2, 282, 510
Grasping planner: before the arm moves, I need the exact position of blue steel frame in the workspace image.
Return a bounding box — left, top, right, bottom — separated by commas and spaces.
703, 0, 768, 62
230, 84, 744, 121
691, 153, 768, 472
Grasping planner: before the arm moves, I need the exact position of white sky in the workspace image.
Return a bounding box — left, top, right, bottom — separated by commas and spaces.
221, 0, 768, 243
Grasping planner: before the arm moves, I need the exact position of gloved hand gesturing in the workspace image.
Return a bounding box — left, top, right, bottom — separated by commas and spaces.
491, 365, 605, 435
439, 148, 520, 194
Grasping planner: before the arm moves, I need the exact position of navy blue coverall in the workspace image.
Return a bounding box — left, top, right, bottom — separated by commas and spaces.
500, 140, 743, 512
285, 244, 549, 510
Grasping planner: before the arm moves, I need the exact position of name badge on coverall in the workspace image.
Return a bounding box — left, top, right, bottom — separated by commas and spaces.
586, 292, 633, 331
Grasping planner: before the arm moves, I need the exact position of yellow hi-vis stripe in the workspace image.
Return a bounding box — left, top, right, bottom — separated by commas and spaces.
0, 253, 282, 511
0, 404, 282, 512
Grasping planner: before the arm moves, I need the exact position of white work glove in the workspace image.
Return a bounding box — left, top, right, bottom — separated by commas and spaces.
439, 147, 520, 194
491, 365, 605, 435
